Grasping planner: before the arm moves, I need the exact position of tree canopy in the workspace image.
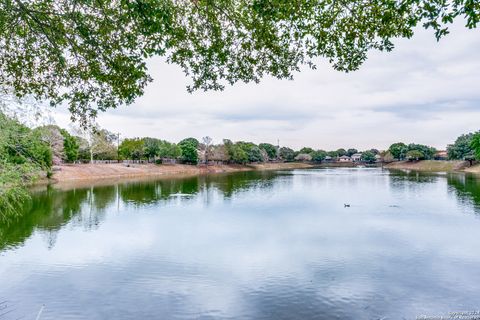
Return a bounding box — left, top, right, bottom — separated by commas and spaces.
388, 142, 437, 160
471, 133, 480, 161
179, 137, 199, 164
259, 143, 277, 160
0, 112, 52, 218
447, 132, 476, 160
1, 0, 479, 123
361, 151, 376, 163
311, 150, 327, 162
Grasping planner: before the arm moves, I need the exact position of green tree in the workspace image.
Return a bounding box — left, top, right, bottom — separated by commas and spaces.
60, 129, 79, 163
0, 112, 52, 218
229, 141, 264, 164
179, 138, 199, 148
471, 133, 480, 160
224, 139, 248, 164
389, 142, 407, 160
407, 144, 436, 160
448, 133, 476, 160
232, 146, 248, 164
311, 150, 327, 163
144, 138, 161, 162
361, 151, 376, 163
247, 146, 264, 163
119, 138, 145, 160
406, 150, 425, 161
2, 1, 479, 122
158, 140, 181, 159
279, 147, 295, 162
0, 114, 52, 169
346, 148, 358, 157
336, 148, 347, 157
328, 151, 339, 158
179, 138, 199, 164
299, 147, 314, 155
259, 143, 278, 160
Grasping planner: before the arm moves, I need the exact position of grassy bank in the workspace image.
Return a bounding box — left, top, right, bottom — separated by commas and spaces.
51, 162, 314, 182
383, 160, 468, 172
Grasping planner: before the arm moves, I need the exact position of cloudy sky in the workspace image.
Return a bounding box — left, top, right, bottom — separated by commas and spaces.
54, 23, 480, 151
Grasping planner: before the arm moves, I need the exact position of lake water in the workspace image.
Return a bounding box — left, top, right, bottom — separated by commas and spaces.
1, 168, 480, 320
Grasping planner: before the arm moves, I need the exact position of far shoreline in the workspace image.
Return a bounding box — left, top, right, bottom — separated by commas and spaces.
36, 160, 480, 189
48, 162, 316, 183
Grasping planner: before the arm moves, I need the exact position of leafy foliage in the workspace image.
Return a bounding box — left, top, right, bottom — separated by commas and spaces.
0, 112, 52, 219
259, 143, 277, 160
246, 146, 264, 163
144, 138, 161, 161
361, 151, 376, 163
336, 148, 347, 157
179, 138, 199, 164
60, 129, 79, 163
279, 147, 295, 162
406, 144, 436, 160
311, 150, 327, 162
471, 132, 480, 160
229, 145, 248, 164
158, 140, 181, 159
388, 142, 407, 160
447, 132, 475, 160
119, 138, 145, 160
406, 149, 425, 161
388, 142, 435, 160
299, 147, 314, 155
346, 149, 358, 157
2, 1, 479, 122
327, 150, 339, 158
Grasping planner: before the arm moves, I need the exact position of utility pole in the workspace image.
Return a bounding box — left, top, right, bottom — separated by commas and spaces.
117, 133, 120, 163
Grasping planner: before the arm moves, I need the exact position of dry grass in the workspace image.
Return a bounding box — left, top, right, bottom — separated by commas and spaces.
462, 164, 480, 174
51, 162, 314, 182
384, 160, 467, 172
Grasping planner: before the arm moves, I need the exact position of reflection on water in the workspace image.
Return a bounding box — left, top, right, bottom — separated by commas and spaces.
447, 173, 480, 211
1, 168, 480, 320
0, 171, 280, 251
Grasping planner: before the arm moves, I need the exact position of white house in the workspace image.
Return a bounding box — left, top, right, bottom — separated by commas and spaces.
351, 153, 362, 162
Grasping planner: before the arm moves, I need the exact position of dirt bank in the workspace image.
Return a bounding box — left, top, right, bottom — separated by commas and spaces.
383, 160, 468, 172
51, 162, 314, 183
462, 164, 480, 174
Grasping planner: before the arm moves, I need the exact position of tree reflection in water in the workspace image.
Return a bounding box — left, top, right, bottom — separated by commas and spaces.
5, 169, 479, 253
0, 171, 280, 251
447, 173, 480, 212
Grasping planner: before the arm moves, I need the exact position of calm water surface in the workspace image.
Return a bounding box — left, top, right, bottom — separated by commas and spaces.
1, 168, 480, 319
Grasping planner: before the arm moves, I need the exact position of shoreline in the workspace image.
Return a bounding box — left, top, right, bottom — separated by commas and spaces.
37, 160, 480, 188
48, 162, 315, 184
382, 160, 475, 173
